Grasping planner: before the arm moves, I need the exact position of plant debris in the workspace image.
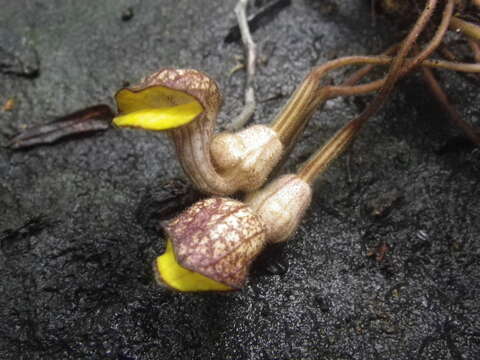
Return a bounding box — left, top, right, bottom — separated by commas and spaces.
224, 0, 291, 43
367, 242, 390, 262
2, 98, 15, 112
227, 0, 258, 131
7, 104, 114, 150
366, 189, 401, 218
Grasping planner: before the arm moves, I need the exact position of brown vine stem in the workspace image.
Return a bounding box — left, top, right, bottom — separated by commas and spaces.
328, 56, 480, 98
450, 16, 480, 42
270, 56, 393, 148
297, 0, 447, 185
438, 43, 480, 82
271, 0, 460, 155
421, 66, 480, 144
342, 44, 400, 87
330, 0, 456, 98
269, 51, 480, 153
467, 38, 480, 63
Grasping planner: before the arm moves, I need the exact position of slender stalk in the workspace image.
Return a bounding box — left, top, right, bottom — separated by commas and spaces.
329, 56, 480, 97
409, 58, 480, 72
296, 112, 366, 185
467, 38, 480, 63
439, 44, 459, 62
228, 0, 257, 131
269, 50, 480, 153
405, 0, 454, 69
297, 0, 441, 184
270, 56, 387, 145
330, 0, 455, 97
450, 16, 480, 41
342, 0, 453, 90
356, 0, 439, 117
342, 44, 400, 87
421, 67, 480, 144
439, 43, 480, 82
270, 0, 458, 153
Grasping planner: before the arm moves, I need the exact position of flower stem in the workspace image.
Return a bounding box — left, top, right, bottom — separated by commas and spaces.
421, 67, 480, 144
297, 0, 443, 185
450, 16, 480, 42
269, 0, 459, 156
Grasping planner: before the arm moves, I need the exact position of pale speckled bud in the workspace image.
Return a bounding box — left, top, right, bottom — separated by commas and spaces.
164, 197, 267, 289
210, 125, 283, 192
246, 175, 312, 243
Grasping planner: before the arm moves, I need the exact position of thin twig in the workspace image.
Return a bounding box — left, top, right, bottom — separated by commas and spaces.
297, 0, 443, 184
331, 0, 455, 96
449, 16, 480, 41
327, 56, 480, 97
405, 1, 454, 71
270, 56, 388, 147
224, 0, 291, 43
269, 0, 480, 171
467, 38, 480, 63
228, 0, 257, 131
269, 51, 480, 149
439, 43, 459, 62
342, 44, 400, 87
439, 43, 480, 82
344, 0, 453, 92
421, 67, 480, 144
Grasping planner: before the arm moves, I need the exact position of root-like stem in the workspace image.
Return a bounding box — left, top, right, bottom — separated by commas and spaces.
228, 0, 257, 131
450, 16, 480, 42
270, 0, 460, 157
421, 67, 480, 144
296, 0, 450, 185
467, 38, 480, 63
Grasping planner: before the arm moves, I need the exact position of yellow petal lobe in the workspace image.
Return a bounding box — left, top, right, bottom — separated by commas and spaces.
113, 86, 203, 130
113, 102, 202, 130
155, 240, 232, 292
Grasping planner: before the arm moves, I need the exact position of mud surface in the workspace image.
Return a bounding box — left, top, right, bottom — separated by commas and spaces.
1, 1, 479, 359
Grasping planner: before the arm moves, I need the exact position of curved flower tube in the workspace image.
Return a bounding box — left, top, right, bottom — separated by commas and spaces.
114, 69, 282, 195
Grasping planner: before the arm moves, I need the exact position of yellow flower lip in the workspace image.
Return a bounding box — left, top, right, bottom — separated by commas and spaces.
156, 197, 267, 291
113, 85, 204, 131
154, 239, 233, 292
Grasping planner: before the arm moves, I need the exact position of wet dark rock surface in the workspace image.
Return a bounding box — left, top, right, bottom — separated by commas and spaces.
1, 1, 479, 359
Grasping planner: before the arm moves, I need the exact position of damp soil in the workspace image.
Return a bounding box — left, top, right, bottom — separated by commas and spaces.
1, 1, 479, 359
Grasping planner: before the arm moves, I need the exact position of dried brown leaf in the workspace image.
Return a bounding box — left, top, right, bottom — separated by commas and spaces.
7, 104, 114, 150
